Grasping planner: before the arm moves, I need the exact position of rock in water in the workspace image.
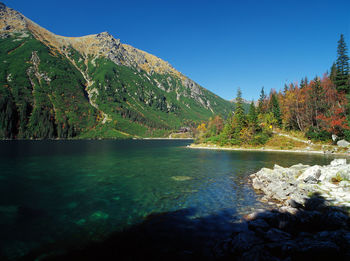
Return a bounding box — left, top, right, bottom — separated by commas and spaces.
330, 158, 347, 167
89, 211, 109, 221
171, 176, 192, 181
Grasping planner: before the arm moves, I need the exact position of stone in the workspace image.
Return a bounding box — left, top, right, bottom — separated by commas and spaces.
171, 176, 192, 181
330, 158, 347, 167
332, 134, 338, 142
89, 211, 109, 221
230, 231, 262, 252
280, 206, 298, 215
265, 228, 291, 242
304, 196, 327, 211
297, 166, 321, 184
296, 210, 319, 225
287, 199, 303, 209
250, 159, 350, 209
240, 245, 277, 261
252, 179, 264, 190
320, 211, 349, 230
243, 209, 266, 221
296, 239, 340, 259
337, 139, 350, 147
248, 218, 270, 231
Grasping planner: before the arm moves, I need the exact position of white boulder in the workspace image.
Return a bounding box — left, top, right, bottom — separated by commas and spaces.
337, 139, 350, 147
330, 159, 347, 167
297, 165, 322, 184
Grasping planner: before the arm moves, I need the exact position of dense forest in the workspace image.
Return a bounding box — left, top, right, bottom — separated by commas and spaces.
196, 34, 350, 146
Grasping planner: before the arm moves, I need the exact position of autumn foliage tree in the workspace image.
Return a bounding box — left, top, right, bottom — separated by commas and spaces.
196, 34, 350, 145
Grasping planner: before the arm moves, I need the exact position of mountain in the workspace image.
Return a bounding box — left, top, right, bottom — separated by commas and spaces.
0, 2, 233, 139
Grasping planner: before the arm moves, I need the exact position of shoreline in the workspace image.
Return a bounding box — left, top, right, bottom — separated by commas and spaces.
141, 137, 194, 140
188, 144, 350, 157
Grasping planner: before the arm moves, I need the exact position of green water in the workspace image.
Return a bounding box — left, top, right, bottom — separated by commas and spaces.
0, 140, 337, 259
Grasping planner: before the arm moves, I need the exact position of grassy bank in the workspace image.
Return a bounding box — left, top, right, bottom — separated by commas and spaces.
190, 132, 350, 156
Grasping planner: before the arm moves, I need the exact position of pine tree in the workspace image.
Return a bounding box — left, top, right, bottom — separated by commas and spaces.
248, 101, 258, 132
258, 87, 266, 114
330, 63, 337, 83
335, 34, 350, 93
234, 88, 245, 133
270, 93, 282, 127
300, 78, 305, 89
300, 77, 309, 89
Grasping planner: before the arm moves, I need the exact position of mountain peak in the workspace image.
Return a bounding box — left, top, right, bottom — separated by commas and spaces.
0, 2, 234, 140
0, 2, 28, 33
97, 31, 112, 37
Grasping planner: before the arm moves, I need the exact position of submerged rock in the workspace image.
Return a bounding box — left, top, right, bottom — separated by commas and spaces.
171, 176, 192, 181
0, 205, 18, 225
89, 211, 109, 221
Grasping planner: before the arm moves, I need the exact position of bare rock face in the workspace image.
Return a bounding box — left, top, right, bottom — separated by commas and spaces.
0, 3, 28, 34
93, 32, 130, 66
0, 2, 218, 114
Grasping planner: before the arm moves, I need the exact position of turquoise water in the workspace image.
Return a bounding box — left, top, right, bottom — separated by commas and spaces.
0, 140, 336, 259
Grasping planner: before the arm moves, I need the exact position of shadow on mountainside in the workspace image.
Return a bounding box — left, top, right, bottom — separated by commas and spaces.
15, 194, 350, 261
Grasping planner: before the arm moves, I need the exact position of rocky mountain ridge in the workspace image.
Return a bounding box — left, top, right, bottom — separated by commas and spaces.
0, 2, 211, 109
0, 2, 233, 139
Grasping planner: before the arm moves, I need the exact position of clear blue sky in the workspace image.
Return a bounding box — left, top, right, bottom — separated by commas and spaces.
5, 0, 350, 101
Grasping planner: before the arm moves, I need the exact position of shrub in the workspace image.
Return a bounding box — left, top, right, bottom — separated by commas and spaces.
305, 127, 331, 141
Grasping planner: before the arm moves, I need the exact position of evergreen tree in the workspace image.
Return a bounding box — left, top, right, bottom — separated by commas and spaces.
248, 101, 258, 132
258, 87, 266, 114
300, 78, 305, 89
335, 34, 350, 93
330, 63, 337, 83
234, 88, 245, 133
300, 77, 309, 89
270, 93, 282, 127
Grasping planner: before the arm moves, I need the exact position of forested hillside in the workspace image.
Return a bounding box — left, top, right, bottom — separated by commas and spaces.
0, 2, 234, 139
196, 34, 350, 146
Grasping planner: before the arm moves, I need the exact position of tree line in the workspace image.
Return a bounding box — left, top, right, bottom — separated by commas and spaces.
195, 34, 350, 145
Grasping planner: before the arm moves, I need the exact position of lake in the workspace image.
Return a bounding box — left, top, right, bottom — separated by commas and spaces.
0, 140, 337, 259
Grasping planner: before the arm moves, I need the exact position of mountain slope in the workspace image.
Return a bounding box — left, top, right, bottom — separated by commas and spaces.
0, 2, 233, 139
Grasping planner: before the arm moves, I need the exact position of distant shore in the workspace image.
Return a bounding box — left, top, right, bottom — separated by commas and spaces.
188, 143, 350, 157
